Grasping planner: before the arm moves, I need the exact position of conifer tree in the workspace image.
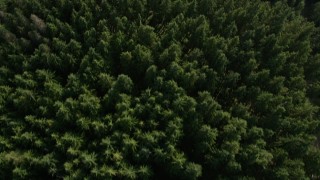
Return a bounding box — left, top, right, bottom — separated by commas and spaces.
0, 0, 320, 179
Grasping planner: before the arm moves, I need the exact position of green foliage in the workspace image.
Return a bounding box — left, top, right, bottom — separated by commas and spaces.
0, 0, 320, 179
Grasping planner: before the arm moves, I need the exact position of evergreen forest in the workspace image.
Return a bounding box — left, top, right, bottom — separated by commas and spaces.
1, 0, 320, 179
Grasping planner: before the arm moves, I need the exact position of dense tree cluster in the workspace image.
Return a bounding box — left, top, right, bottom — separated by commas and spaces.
1, 0, 320, 179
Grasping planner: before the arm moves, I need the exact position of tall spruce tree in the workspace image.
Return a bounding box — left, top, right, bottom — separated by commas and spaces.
0, 0, 320, 179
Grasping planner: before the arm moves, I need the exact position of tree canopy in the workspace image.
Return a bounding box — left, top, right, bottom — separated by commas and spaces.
0, 0, 320, 179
